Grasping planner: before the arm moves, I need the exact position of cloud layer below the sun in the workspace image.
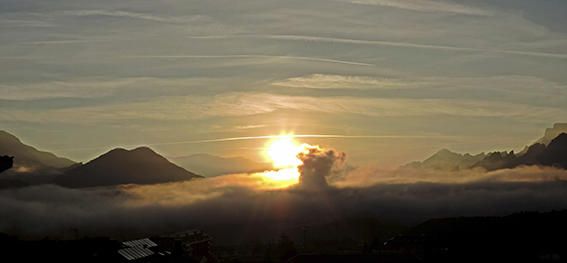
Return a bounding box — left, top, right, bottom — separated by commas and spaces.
2, 162, 567, 240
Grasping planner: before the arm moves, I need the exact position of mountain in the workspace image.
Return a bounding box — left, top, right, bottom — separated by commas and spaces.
471, 151, 517, 171
408, 128, 567, 172
538, 133, 567, 168
536, 123, 567, 145
56, 147, 202, 188
171, 153, 271, 177
515, 142, 547, 165
0, 130, 75, 175
473, 133, 567, 171
405, 149, 485, 171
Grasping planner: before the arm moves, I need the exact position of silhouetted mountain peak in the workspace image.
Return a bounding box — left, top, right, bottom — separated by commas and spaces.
0, 130, 22, 144
410, 124, 567, 172
537, 123, 567, 145
102, 147, 128, 155
468, 133, 567, 171
537, 133, 567, 168
433, 148, 456, 156
423, 149, 463, 163
120, 146, 156, 155
515, 143, 546, 165
131, 146, 155, 154
472, 151, 517, 171
525, 143, 546, 153
549, 132, 567, 146
406, 148, 485, 171
0, 130, 75, 173
56, 146, 201, 188
89, 147, 167, 164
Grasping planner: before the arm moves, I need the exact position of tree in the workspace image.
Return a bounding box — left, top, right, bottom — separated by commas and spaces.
0, 156, 13, 174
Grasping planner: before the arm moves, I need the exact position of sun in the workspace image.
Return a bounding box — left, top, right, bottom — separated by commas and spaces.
265, 134, 303, 169
260, 133, 306, 187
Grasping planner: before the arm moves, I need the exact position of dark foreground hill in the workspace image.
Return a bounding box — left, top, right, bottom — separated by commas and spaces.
2, 210, 567, 263
383, 210, 567, 262
56, 147, 202, 188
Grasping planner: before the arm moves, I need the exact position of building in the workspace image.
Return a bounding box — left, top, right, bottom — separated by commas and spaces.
160, 230, 217, 263
117, 237, 172, 262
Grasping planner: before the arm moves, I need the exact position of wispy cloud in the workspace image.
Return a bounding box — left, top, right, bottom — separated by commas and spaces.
272, 74, 414, 89
271, 74, 567, 101
0, 77, 217, 101
1, 0, 567, 165
0, 56, 46, 60
0, 19, 55, 28
23, 39, 110, 45
48, 134, 455, 152
338, 0, 491, 16
3, 92, 566, 124
0, 78, 143, 100
235, 124, 267, 130
61, 9, 200, 24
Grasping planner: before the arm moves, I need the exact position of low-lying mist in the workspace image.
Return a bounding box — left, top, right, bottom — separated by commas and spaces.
2, 146, 567, 243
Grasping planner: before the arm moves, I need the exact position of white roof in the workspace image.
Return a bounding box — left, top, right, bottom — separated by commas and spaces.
118, 247, 155, 261
122, 238, 157, 248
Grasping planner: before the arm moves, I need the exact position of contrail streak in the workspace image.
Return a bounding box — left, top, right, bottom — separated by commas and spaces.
52, 134, 454, 152
187, 34, 567, 59
122, 54, 375, 67
184, 134, 450, 143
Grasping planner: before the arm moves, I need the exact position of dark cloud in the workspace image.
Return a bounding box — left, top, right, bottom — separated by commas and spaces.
297, 146, 346, 190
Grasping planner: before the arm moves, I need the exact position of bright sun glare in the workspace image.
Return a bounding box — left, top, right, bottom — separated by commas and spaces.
266, 134, 303, 169
260, 134, 307, 187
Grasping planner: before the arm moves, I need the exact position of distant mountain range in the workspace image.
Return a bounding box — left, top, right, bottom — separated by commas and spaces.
171, 153, 271, 177
408, 123, 567, 171
0, 131, 205, 188
2, 123, 567, 189
406, 149, 486, 171
55, 147, 202, 188
0, 130, 270, 189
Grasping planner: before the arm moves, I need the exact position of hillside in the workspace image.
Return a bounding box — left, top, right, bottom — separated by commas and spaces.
0, 130, 75, 174
56, 147, 202, 188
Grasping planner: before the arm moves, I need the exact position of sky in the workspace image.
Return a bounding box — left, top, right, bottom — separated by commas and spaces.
1, 0, 566, 167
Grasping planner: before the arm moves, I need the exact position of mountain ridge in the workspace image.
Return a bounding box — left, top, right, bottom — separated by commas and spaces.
409, 129, 567, 172
536, 123, 567, 145
405, 148, 485, 171
0, 130, 75, 175
55, 146, 202, 188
